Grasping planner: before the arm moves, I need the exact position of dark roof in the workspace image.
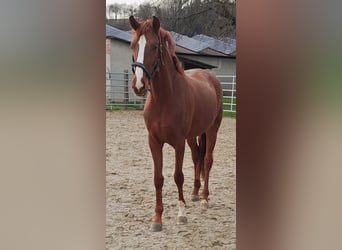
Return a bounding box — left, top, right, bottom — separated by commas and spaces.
192, 34, 236, 56
106, 24, 131, 43
170, 32, 209, 53
106, 25, 235, 57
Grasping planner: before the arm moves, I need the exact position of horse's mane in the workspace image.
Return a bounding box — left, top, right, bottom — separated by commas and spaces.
132, 19, 184, 75
159, 28, 184, 75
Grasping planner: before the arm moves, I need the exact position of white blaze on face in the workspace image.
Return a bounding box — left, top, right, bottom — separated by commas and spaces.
135, 35, 146, 90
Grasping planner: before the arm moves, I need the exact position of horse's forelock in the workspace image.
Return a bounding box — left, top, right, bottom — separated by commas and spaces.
134, 20, 153, 36
131, 21, 153, 46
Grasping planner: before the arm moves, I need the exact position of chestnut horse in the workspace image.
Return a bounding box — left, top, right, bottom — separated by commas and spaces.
129, 16, 222, 232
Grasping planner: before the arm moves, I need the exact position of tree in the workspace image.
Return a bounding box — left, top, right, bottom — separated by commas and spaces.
154, 0, 236, 39
136, 3, 154, 21
107, 0, 236, 39
108, 3, 121, 20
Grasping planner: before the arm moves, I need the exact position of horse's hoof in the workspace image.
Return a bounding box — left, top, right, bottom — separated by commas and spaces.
200, 200, 209, 209
191, 195, 200, 201
150, 223, 162, 232
177, 216, 188, 225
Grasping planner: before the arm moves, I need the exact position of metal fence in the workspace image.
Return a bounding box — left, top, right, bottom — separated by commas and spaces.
219, 75, 236, 113
106, 71, 236, 113
106, 70, 145, 110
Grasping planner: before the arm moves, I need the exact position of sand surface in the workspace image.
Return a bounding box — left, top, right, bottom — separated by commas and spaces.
106, 110, 236, 249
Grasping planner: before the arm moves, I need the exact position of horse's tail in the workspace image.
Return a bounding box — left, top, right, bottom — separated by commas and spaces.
198, 133, 206, 180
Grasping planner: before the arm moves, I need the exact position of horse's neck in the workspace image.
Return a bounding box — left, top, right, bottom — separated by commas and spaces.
150, 56, 179, 103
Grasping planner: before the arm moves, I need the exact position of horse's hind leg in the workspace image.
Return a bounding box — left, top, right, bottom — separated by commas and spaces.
173, 140, 187, 224
187, 137, 201, 201
201, 128, 219, 209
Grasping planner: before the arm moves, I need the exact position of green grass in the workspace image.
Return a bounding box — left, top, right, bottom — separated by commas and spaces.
106, 105, 143, 110
223, 111, 236, 118
223, 97, 236, 118
106, 101, 144, 110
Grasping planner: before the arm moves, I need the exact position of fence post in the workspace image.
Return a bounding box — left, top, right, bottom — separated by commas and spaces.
230, 77, 235, 112
124, 70, 129, 108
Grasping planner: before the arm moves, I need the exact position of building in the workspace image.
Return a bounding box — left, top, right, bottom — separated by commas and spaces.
171, 32, 236, 76
106, 24, 236, 75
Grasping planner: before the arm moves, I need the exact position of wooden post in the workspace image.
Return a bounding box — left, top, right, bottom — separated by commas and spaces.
124, 70, 129, 108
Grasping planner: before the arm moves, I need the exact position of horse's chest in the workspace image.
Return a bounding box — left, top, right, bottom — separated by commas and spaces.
145, 115, 184, 143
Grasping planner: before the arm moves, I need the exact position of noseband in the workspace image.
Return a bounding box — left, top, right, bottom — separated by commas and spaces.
131, 34, 164, 80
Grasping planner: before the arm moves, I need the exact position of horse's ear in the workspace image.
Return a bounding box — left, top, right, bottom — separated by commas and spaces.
152, 16, 160, 33
129, 16, 140, 31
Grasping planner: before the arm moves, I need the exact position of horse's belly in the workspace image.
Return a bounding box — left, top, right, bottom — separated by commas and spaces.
186, 100, 218, 138
185, 74, 220, 138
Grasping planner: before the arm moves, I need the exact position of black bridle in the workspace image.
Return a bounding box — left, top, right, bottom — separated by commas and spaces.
131, 33, 164, 80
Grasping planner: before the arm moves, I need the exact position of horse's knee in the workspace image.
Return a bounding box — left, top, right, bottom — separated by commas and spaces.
192, 158, 199, 167
204, 154, 213, 169
194, 179, 201, 189
154, 175, 164, 189
174, 170, 184, 185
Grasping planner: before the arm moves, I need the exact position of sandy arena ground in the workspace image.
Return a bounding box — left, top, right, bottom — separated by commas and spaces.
106, 110, 236, 249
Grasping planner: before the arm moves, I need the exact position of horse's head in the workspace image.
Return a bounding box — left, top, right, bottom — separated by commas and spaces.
129, 16, 162, 97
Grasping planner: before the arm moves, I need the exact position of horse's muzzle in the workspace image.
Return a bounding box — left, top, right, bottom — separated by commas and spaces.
133, 85, 147, 97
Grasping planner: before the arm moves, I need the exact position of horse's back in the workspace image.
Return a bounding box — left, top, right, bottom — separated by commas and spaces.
185, 68, 221, 89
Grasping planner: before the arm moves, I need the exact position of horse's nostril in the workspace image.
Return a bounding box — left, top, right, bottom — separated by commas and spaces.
133, 85, 146, 96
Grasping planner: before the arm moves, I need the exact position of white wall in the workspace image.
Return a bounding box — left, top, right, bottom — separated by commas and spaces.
180, 54, 236, 76
110, 39, 132, 73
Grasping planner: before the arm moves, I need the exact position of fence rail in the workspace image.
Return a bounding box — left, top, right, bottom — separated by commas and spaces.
106, 71, 236, 113
218, 75, 236, 113
106, 70, 145, 110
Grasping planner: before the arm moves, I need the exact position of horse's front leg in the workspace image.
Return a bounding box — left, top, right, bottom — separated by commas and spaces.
148, 134, 164, 232
174, 140, 187, 224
